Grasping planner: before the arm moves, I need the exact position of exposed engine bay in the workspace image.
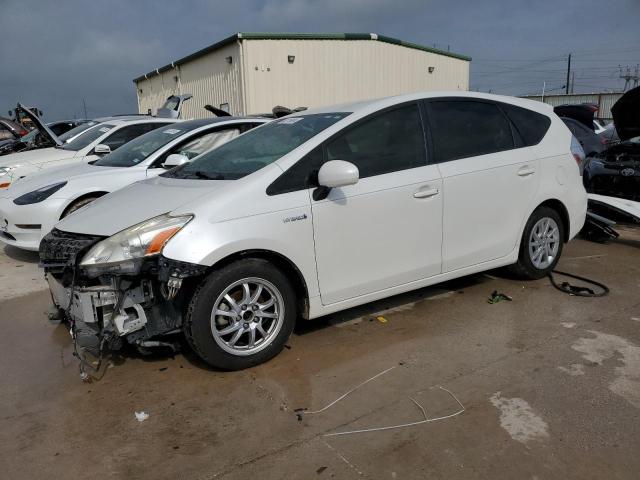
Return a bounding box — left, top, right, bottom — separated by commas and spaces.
40, 228, 207, 376
583, 139, 640, 202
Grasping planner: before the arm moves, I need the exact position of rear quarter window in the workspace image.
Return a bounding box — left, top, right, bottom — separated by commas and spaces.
501, 104, 551, 146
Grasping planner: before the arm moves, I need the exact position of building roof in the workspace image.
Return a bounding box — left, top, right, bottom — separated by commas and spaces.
133, 32, 471, 83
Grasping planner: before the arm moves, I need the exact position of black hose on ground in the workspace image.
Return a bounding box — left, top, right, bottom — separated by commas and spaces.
548, 269, 610, 297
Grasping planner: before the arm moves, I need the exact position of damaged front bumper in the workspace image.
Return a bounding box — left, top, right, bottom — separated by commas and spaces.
41, 228, 207, 355
48, 275, 154, 337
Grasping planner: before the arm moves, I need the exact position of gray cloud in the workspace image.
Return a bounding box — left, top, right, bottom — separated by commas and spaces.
1, 0, 637, 120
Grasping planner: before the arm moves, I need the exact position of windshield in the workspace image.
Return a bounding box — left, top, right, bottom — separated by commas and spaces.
94, 125, 195, 167
59, 123, 115, 151
58, 121, 99, 143
163, 97, 180, 111
163, 113, 349, 180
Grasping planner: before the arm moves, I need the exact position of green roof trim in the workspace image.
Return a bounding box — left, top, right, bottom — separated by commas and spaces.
133, 32, 471, 83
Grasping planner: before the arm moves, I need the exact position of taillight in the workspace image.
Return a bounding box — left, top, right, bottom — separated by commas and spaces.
570, 135, 585, 174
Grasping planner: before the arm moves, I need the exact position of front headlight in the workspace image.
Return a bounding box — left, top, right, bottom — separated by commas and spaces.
14, 181, 67, 205
0, 167, 14, 188
80, 213, 193, 273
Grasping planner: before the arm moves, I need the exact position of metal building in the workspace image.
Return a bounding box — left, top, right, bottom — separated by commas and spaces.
522, 92, 623, 122
133, 33, 471, 119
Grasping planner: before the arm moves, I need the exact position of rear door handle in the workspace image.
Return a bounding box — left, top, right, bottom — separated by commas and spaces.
517, 166, 536, 177
413, 187, 439, 199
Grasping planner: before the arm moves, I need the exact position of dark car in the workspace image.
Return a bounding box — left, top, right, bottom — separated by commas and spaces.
561, 117, 605, 157
0, 117, 28, 141
0, 104, 87, 156
47, 120, 85, 136
582, 86, 640, 201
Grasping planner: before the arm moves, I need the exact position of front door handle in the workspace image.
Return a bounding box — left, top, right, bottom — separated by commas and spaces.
413, 187, 439, 199
517, 166, 536, 177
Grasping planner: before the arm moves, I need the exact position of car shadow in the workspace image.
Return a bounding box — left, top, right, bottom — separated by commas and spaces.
59, 272, 499, 374
2, 244, 40, 263
295, 273, 493, 335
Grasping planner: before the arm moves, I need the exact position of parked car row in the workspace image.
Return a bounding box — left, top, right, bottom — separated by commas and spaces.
0, 91, 587, 371
555, 86, 640, 202
0, 117, 267, 250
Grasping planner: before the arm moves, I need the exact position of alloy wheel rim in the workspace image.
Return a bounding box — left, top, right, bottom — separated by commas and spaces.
528, 217, 560, 270
210, 277, 284, 356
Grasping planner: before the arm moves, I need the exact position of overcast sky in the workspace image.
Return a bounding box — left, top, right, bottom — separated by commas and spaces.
1, 0, 638, 120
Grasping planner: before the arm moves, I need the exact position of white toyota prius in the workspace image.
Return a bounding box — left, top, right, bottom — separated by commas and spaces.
41, 92, 587, 371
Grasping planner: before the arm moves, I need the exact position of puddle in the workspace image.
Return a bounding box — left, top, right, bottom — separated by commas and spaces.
569, 330, 640, 408
489, 392, 549, 444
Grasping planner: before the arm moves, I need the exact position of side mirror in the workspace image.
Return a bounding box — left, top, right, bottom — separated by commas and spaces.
93, 144, 111, 155
162, 153, 189, 169
314, 160, 359, 201
318, 160, 359, 188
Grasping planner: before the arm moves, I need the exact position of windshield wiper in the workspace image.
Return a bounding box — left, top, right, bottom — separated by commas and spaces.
194, 171, 225, 180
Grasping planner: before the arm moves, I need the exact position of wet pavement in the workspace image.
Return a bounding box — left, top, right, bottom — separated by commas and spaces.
1, 231, 639, 479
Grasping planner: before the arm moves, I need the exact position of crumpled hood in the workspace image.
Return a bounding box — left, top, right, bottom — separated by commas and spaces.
18, 103, 62, 147
55, 175, 228, 236
0, 147, 75, 169
6, 162, 117, 198
612, 86, 640, 141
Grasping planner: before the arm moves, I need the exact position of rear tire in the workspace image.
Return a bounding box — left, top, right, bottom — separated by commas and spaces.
509, 206, 564, 280
183, 258, 297, 370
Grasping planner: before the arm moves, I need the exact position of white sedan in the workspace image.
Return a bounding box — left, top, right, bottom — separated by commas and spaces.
0, 117, 267, 250
0, 116, 176, 190
43, 91, 587, 370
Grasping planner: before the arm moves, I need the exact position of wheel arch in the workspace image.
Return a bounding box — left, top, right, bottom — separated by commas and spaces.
59, 191, 109, 219
206, 249, 311, 319
531, 198, 571, 243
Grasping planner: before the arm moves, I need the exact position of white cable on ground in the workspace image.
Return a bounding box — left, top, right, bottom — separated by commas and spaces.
302, 366, 397, 415
325, 385, 465, 437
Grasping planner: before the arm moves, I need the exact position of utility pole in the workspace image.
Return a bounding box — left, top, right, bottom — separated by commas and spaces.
565, 53, 571, 95
82, 98, 88, 119
619, 65, 640, 91
571, 71, 575, 94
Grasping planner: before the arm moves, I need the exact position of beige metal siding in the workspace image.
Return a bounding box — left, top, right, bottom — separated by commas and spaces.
242, 39, 469, 114
135, 42, 243, 118
523, 92, 623, 121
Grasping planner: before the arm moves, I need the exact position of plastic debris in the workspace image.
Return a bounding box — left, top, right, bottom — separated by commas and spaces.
376, 316, 388, 323
135, 411, 149, 422
487, 291, 512, 304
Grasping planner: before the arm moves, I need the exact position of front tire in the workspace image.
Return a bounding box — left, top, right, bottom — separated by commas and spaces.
509, 206, 564, 279
61, 196, 100, 218
183, 258, 297, 370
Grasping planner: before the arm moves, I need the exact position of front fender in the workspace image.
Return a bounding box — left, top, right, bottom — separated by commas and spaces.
162, 206, 320, 298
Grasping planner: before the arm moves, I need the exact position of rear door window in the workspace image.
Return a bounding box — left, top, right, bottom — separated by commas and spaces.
427, 101, 514, 162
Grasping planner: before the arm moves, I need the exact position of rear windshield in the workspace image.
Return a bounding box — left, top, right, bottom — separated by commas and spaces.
94, 124, 200, 167
59, 123, 115, 151
163, 113, 349, 180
